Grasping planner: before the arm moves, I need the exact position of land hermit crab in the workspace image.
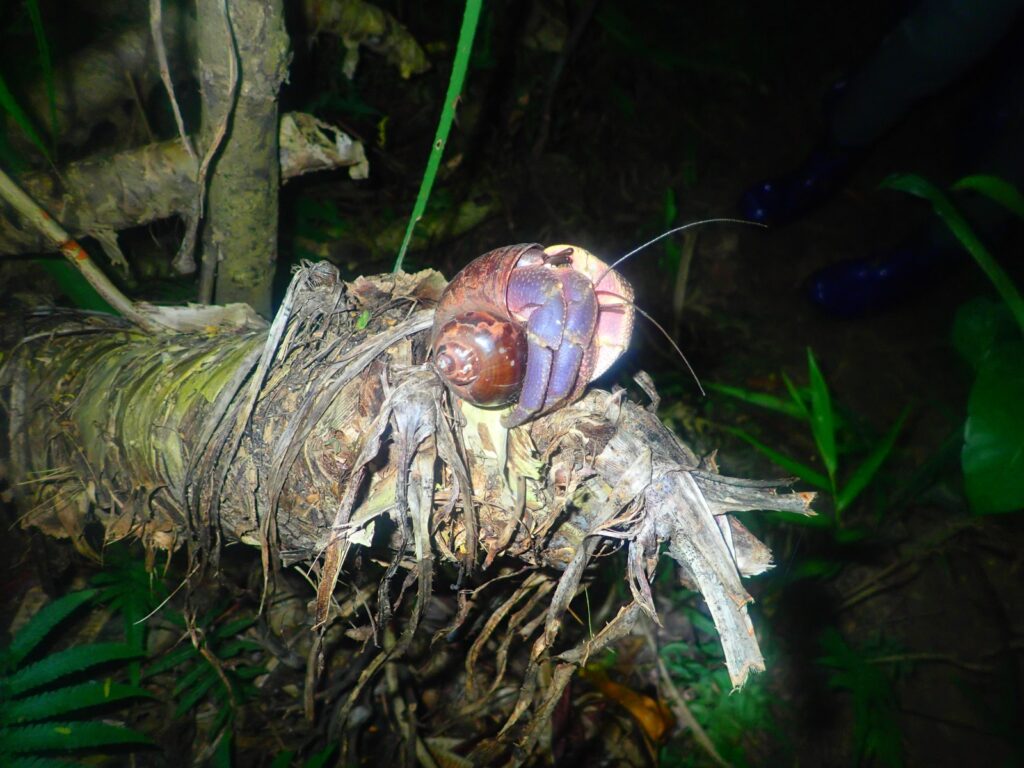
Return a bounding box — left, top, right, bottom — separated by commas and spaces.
431, 243, 635, 427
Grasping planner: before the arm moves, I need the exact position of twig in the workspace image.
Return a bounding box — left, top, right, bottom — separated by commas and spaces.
0, 167, 162, 332
149, 0, 196, 162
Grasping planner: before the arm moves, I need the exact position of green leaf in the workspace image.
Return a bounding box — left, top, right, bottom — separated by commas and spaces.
682, 606, 718, 637
951, 297, 1018, 371
394, 0, 482, 271
232, 665, 267, 680
5, 589, 97, 668
211, 730, 233, 768
174, 668, 223, 717
142, 643, 198, 678
963, 341, 1024, 514
171, 658, 212, 697
790, 558, 842, 580
727, 426, 830, 490
36, 258, 115, 313
805, 348, 838, 483
212, 639, 261, 659
213, 616, 258, 640
303, 744, 339, 768
25, 0, 57, 157
951, 174, 1024, 221
883, 173, 1024, 336
1, 681, 152, 724
7, 643, 141, 696
817, 629, 904, 768
0, 721, 150, 753
271, 750, 296, 768
781, 371, 810, 419
706, 381, 807, 419
662, 187, 678, 228
0, 71, 50, 160
6, 757, 80, 768
837, 409, 908, 512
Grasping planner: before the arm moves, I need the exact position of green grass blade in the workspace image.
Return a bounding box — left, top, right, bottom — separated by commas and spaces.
142, 643, 198, 678
781, 371, 810, 419
210, 639, 261, 659
212, 615, 258, 639
174, 667, 223, 717
5, 589, 97, 668
393, 0, 482, 272
25, 0, 57, 156
883, 173, 1024, 335
171, 657, 211, 697
706, 381, 807, 419
303, 744, 339, 768
805, 348, 838, 483
0, 721, 150, 753
211, 730, 233, 768
727, 426, 830, 490
2, 681, 153, 723
8, 643, 141, 696
0, 71, 50, 161
836, 409, 908, 513
951, 174, 1024, 221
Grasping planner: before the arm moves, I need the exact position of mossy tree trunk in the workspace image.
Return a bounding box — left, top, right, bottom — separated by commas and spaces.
196, 0, 289, 315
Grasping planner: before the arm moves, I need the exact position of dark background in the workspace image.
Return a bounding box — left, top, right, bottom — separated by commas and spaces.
3, 1, 1023, 765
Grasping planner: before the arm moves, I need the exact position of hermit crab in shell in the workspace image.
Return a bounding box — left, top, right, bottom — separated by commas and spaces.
430, 243, 635, 427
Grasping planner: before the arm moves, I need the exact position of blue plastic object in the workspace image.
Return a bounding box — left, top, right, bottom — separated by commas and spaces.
805, 244, 961, 317
739, 149, 857, 226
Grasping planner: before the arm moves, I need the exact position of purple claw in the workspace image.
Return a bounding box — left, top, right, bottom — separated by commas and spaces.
543, 270, 596, 407
503, 264, 599, 427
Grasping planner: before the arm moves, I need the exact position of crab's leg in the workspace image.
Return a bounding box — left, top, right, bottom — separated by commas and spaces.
503, 267, 563, 427
503, 266, 598, 427
543, 268, 597, 408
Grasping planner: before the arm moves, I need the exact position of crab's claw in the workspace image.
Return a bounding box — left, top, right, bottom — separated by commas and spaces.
503, 263, 598, 428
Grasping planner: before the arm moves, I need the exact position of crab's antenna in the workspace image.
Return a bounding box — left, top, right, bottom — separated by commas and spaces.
598, 288, 708, 397
594, 218, 766, 288
638, 304, 705, 395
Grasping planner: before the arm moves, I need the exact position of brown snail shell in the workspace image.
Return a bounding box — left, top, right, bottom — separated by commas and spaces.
432, 310, 527, 405
431, 244, 540, 406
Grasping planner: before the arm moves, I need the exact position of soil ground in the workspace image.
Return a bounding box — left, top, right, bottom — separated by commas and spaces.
390, 2, 1024, 765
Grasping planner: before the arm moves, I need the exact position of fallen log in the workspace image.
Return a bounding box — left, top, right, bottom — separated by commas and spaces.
1, 261, 813, 761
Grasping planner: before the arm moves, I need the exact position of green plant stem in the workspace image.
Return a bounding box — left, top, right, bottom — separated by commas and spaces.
393, 0, 482, 272
883, 173, 1024, 335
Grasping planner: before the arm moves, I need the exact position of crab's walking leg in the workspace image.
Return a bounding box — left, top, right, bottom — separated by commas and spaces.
503, 266, 598, 428
543, 269, 597, 408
